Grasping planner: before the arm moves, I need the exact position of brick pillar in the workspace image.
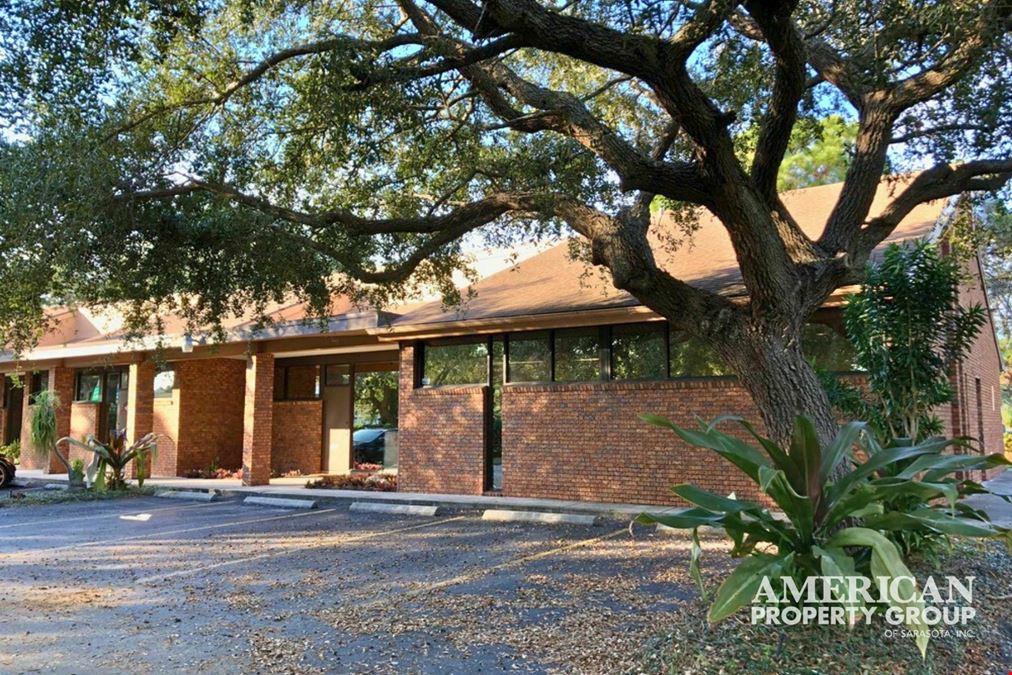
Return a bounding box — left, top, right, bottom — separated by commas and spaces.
242, 353, 274, 486
47, 366, 74, 474
126, 361, 156, 478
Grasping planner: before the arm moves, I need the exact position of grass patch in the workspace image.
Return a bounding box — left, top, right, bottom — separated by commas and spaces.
634, 540, 1012, 674
0, 485, 158, 507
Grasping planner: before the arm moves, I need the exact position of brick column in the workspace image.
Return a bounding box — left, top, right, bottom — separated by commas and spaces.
46, 366, 74, 474
242, 353, 274, 486
126, 361, 156, 478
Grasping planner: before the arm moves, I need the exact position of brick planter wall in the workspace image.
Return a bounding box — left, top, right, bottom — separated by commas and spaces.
272, 400, 323, 475
67, 402, 101, 465
152, 397, 179, 477
398, 344, 487, 495
501, 378, 768, 506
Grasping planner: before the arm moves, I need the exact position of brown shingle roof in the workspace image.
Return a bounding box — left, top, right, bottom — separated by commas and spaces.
392, 178, 947, 327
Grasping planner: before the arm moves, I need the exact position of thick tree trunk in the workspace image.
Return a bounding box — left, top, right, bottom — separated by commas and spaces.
717, 325, 839, 449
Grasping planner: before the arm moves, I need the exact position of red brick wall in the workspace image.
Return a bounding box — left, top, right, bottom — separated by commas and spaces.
242, 353, 274, 485
175, 359, 246, 473
271, 400, 322, 475
67, 402, 100, 465
397, 344, 487, 495
152, 397, 179, 477
944, 254, 1005, 480
501, 378, 768, 506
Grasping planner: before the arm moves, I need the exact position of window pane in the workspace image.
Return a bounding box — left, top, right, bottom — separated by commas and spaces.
30, 371, 49, 396
423, 341, 488, 385
612, 323, 666, 380
77, 373, 102, 402
802, 323, 858, 372
273, 367, 287, 401
507, 331, 550, 382
669, 329, 732, 377
154, 368, 175, 399
554, 328, 601, 382
287, 365, 321, 397
324, 364, 350, 387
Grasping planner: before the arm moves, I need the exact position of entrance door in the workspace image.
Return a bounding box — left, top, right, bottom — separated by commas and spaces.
3, 377, 23, 445
100, 370, 128, 440
321, 364, 352, 474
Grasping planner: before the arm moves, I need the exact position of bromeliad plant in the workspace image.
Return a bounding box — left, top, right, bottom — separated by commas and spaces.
637, 414, 1011, 657
58, 430, 158, 491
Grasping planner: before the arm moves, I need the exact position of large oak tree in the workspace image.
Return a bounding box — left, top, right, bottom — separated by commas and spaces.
0, 0, 1009, 444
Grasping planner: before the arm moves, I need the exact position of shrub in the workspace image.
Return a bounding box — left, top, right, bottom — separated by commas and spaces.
0, 440, 20, 465
637, 414, 1011, 657
826, 241, 986, 442
29, 390, 72, 472
306, 473, 396, 491
59, 431, 158, 490
69, 458, 85, 484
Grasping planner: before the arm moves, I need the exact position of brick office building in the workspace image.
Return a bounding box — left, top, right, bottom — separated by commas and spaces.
0, 180, 1004, 505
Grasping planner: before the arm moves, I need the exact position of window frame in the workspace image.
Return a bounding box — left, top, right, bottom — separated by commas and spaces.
273, 365, 323, 401
551, 326, 609, 383
504, 330, 552, 384
73, 367, 128, 403
609, 321, 670, 382
416, 336, 492, 388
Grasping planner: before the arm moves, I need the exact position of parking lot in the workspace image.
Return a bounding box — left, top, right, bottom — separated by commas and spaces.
0, 495, 700, 674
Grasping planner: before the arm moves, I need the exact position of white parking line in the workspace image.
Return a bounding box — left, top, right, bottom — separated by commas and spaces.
0, 499, 231, 531
135, 516, 467, 585
0, 507, 339, 557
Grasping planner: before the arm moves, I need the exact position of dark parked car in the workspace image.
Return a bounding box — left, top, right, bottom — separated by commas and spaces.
353, 428, 393, 465
0, 454, 15, 488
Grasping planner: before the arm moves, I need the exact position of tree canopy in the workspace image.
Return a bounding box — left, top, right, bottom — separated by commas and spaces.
1, 0, 1010, 442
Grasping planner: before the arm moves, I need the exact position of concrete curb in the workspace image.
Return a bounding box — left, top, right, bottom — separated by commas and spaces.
43, 484, 69, 491
350, 502, 440, 516
156, 490, 218, 502
482, 509, 599, 526
244, 496, 318, 509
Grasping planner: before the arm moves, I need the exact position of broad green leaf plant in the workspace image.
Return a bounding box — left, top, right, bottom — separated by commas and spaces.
58, 430, 158, 491
637, 414, 1010, 657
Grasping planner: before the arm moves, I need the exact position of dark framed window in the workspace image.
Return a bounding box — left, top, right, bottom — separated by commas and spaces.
612, 322, 667, 380
421, 338, 489, 386
29, 371, 49, 397
553, 327, 602, 382
153, 366, 175, 399
802, 323, 859, 372
324, 364, 350, 387
669, 329, 733, 378
505, 331, 551, 383
274, 365, 322, 400
76, 371, 103, 402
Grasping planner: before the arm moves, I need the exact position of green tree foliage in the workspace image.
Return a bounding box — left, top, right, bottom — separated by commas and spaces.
354, 371, 399, 428
776, 116, 858, 191
1, 0, 1010, 445
737, 114, 858, 192
827, 242, 986, 442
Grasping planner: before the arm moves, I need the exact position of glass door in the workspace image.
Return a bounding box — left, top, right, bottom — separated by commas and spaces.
101, 370, 128, 440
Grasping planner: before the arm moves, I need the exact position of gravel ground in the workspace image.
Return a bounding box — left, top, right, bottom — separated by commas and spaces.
0, 496, 700, 674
